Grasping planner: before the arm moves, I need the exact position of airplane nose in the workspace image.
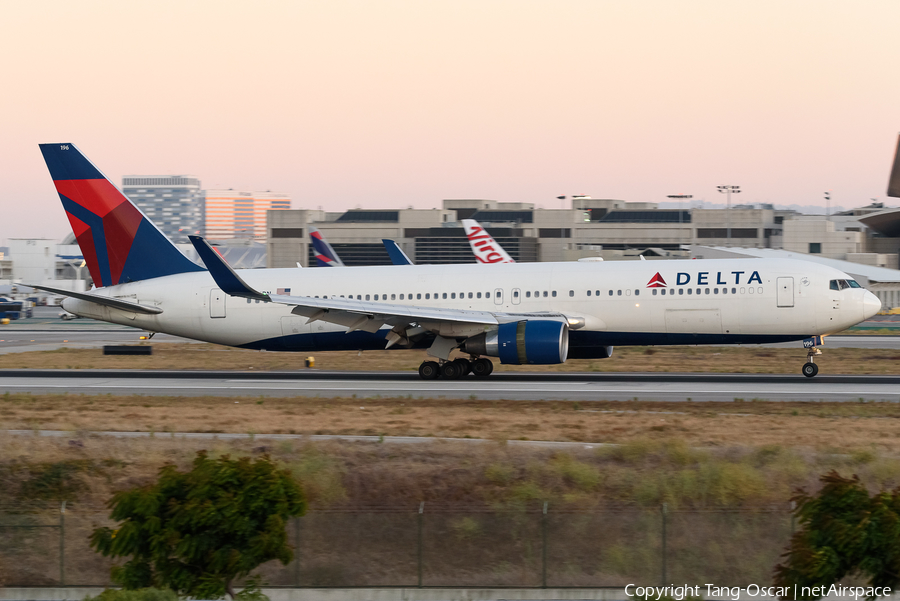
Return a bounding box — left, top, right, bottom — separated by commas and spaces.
863, 291, 882, 319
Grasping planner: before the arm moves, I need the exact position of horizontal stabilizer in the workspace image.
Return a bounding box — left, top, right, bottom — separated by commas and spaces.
27, 284, 163, 314
188, 236, 269, 301
889, 134, 900, 197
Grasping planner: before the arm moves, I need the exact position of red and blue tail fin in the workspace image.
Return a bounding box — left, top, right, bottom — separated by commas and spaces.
309, 226, 345, 267
39, 143, 205, 287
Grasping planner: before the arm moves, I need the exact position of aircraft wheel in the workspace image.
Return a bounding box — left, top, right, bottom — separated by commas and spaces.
419, 361, 441, 380
472, 358, 494, 377
453, 358, 471, 376
441, 361, 463, 380
802, 363, 819, 378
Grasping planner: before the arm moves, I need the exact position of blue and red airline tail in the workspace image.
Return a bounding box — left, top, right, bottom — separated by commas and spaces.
309, 226, 345, 267
39, 143, 205, 287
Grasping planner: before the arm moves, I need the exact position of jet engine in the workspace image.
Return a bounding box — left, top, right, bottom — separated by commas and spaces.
460, 320, 569, 364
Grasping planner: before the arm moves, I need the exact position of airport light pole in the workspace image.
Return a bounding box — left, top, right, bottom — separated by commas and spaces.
667, 194, 692, 255
717, 185, 740, 246
824, 191, 831, 218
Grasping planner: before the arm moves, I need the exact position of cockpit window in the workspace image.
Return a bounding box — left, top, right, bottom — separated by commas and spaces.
830, 279, 857, 290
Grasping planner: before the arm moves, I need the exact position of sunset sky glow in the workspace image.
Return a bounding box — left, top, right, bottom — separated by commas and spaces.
2, 0, 899, 242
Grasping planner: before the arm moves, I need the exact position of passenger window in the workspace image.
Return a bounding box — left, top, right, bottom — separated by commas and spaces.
477, 292, 482, 299
617, 290, 622, 296
486, 292, 491, 298
399, 294, 404, 300
635, 290, 640, 296
696, 289, 701, 295
705, 288, 710, 294
451, 293, 456, 299
526, 291, 531, 298
678, 289, 683, 295
468, 292, 473, 299
626, 289, 631, 296
513, 290, 519, 298
425, 293, 430, 300
587, 290, 592, 296
688, 289, 692, 295
417, 293, 422, 300
758, 287, 763, 294
653, 289, 658, 296
596, 290, 600, 296
608, 290, 613, 296
442, 293, 448, 299
247, 299, 251, 304
661, 289, 666, 296
543, 291, 548, 298
731, 288, 736, 294
552, 291, 557, 297
714, 288, 719, 294
569, 290, 574, 297
740, 287, 745, 294
365, 294, 370, 300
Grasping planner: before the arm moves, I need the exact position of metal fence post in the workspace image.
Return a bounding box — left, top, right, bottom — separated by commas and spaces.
790, 500, 796, 535
59, 501, 66, 586
541, 501, 548, 588
661, 503, 667, 586
417, 502, 424, 588
293, 516, 301, 586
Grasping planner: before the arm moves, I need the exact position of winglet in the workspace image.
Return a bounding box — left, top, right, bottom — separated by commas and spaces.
383, 239, 414, 265
888, 134, 900, 198
188, 236, 268, 300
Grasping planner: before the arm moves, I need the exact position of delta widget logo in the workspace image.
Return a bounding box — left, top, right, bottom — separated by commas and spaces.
647, 273, 667, 288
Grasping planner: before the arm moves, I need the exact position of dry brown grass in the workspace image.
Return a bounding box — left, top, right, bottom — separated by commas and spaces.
4, 392, 900, 453
1, 342, 900, 374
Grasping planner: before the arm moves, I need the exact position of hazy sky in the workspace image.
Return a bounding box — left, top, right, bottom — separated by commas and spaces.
2, 0, 899, 243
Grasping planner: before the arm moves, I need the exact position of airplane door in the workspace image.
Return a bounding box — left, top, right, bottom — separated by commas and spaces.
210, 288, 226, 318
494, 288, 503, 305
511, 288, 521, 305
776, 277, 794, 308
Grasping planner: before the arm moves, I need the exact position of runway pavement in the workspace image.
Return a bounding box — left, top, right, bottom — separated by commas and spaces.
1, 369, 898, 401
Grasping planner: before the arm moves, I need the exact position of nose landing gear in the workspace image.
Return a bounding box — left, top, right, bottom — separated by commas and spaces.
802, 347, 821, 378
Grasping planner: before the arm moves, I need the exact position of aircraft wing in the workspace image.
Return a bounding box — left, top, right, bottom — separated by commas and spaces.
189, 236, 571, 339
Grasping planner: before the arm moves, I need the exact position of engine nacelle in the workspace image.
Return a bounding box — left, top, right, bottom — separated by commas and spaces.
461, 320, 569, 365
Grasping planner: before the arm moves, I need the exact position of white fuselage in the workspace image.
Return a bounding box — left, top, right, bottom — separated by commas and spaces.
62, 258, 880, 356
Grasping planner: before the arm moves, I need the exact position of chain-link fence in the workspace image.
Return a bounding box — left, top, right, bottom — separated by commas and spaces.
0, 504, 793, 588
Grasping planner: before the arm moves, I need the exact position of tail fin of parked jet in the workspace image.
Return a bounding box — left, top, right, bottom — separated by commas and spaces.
888, 134, 900, 198
461, 219, 515, 264
309, 226, 345, 267
39, 143, 205, 287
383, 239, 414, 265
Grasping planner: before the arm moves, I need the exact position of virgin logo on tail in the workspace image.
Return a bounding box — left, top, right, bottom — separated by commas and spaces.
461, 219, 515, 264
647, 273, 667, 288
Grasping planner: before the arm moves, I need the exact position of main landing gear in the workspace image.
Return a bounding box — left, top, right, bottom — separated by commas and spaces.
418, 357, 494, 380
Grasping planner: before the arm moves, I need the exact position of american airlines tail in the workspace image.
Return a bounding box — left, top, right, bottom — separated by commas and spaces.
461, 219, 515, 264
38, 143, 204, 287
888, 133, 900, 198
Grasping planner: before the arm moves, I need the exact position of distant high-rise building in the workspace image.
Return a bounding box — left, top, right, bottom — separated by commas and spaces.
205, 189, 291, 240
121, 176, 204, 243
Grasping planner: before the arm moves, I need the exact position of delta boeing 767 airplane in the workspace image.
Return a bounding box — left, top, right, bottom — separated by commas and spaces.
33, 143, 881, 379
